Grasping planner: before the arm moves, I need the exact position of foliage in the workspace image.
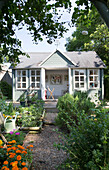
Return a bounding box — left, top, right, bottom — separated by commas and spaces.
19, 102, 44, 127
5, 130, 25, 145
0, 0, 71, 64
0, 81, 12, 99
56, 92, 95, 131
55, 108, 109, 169
0, 97, 17, 116
0, 140, 33, 169
65, 7, 109, 99
19, 94, 26, 102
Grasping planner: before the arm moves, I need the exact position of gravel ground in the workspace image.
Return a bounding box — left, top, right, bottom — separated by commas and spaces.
23, 124, 67, 170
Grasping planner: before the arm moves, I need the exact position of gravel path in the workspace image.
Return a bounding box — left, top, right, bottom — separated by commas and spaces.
23, 123, 67, 170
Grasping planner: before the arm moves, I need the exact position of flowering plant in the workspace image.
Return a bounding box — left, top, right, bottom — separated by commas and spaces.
1, 140, 33, 170
5, 130, 25, 145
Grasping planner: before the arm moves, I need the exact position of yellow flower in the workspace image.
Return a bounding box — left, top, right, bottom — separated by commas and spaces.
10, 161, 18, 167
0, 140, 3, 146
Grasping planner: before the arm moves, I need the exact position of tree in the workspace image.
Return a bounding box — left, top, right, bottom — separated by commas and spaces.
0, 0, 109, 65
0, 0, 71, 64
65, 8, 109, 99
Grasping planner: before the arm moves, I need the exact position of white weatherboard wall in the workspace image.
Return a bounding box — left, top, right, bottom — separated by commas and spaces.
45, 70, 68, 98
41, 68, 45, 100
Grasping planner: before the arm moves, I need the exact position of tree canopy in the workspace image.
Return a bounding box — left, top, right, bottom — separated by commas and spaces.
0, 0, 109, 65
65, 7, 109, 99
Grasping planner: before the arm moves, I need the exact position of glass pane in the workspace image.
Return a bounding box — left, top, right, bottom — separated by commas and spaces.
17, 71, 21, 76
18, 83, 21, 88
31, 70, 35, 75
80, 83, 84, 88
80, 76, 84, 81
37, 83, 40, 88
94, 76, 98, 81
22, 71, 26, 76
89, 76, 93, 81
75, 83, 79, 88
36, 77, 40, 81
90, 70, 93, 75
22, 77, 26, 82
80, 71, 84, 75
37, 71, 40, 75
75, 77, 79, 81
17, 77, 21, 82
75, 71, 79, 75
31, 77, 35, 82
22, 83, 26, 88
31, 83, 35, 88
95, 83, 98, 87
90, 83, 94, 88
94, 70, 98, 75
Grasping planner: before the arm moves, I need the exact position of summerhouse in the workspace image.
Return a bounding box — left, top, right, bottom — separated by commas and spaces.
12, 49, 106, 101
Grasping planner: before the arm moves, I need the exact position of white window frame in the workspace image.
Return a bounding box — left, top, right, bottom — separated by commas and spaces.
29, 70, 41, 90
16, 70, 28, 90
74, 69, 86, 90
88, 69, 100, 89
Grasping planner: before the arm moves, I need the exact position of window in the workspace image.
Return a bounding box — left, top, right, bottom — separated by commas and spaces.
30, 70, 40, 89
74, 70, 86, 89
16, 70, 27, 89
88, 69, 99, 88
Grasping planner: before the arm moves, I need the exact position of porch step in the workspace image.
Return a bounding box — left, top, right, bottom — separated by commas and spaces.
44, 100, 58, 113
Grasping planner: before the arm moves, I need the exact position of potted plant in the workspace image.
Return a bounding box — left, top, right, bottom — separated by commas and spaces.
20, 94, 25, 107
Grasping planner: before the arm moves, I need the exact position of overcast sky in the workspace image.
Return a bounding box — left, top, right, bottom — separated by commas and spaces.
15, 1, 76, 53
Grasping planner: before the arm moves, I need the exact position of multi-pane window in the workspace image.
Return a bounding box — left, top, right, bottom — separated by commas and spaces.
89, 69, 99, 88
74, 70, 85, 89
16, 70, 27, 89
30, 70, 40, 89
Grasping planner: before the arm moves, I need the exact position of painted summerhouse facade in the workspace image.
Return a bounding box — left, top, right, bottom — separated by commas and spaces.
12, 49, 106, 101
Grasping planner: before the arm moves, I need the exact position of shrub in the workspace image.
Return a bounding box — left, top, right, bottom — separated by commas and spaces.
0, 81, 12, 99
55, 109, 109, 169
56, 92, 95, 131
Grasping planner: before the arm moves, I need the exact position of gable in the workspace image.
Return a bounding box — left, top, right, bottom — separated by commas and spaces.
40, 50, 74, 67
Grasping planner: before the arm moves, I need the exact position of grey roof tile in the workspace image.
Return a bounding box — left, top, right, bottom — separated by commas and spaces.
14, 50, 106, 69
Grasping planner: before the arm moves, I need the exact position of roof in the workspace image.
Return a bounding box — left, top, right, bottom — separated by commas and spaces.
13, 50, 106, 69
0, 64, 12, 80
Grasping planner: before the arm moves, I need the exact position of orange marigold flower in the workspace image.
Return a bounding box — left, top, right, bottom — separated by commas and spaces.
10, 161, 18, 167
22, 151, 27, 154
7, 145, 12, 147
17, 145, 25, 150
9, 153, 16, 158
0, 146, 3, 148
1, 166, 9, 170
22, 167, 28, 170
16, 150, 22, 153
11, 147, 16, 150
3, 161, 8, 165
7, 148, 12, 152
8, 140, 16, 144
21, 162, 26, 166
29, 145, 33, 147
17, 155, 21, 161
12, 166, 19, 170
